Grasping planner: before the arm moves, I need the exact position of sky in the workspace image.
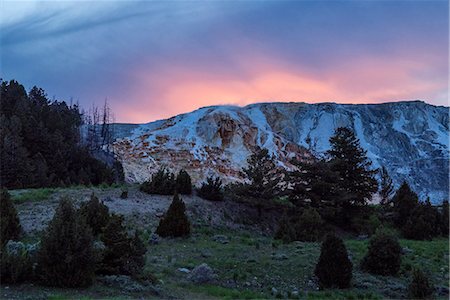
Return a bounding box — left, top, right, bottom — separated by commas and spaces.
1, 0, 448, 123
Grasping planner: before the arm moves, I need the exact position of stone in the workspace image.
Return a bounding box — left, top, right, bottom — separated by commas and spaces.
271, 287, 278, 295
188, 263, 216, 283
200, 250, 212, 258
402, 247, 414, 254
98, 275, 145, 293
5, 240, 26, 256
149, 233, 161, 245
357, 234, 368, 240
178, 268, 190, 274
291, 290, 299, 297
271, 253, 288, 260
212, 234, 230, 244
104, 196, 113, 202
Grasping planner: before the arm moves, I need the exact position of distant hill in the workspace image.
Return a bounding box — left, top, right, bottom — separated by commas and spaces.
112, 101, 449, 203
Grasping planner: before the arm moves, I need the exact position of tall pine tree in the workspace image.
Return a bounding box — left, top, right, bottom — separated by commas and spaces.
327, 127, 378, 206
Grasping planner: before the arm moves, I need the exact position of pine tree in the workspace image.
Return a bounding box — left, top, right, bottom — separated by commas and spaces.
198, 176, 224, 201
98, 214, 131, 275
37, 198, 95, 287
327, 127, 378, 206
294, 208, 324, 242
79, 193, 110, 236
408, 269, 434, 299
379, 166, 394, 206
361, 232, 402, 276
176, 169, 192, 195
235, 147, 281, 217
314, 234, 352, 289
140, 168, 176, 195
99, 215, 146, 276
156, 194, 190, 237
0, 189, 21, 246
391, 182, 419, 228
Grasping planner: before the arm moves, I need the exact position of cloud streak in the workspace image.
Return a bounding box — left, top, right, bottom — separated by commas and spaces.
1, 0, 448, 123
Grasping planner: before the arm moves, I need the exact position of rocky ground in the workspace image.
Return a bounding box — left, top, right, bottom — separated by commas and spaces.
2, 186, 449, 299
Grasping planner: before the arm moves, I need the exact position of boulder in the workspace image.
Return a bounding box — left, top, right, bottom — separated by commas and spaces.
188, 263, 216, 283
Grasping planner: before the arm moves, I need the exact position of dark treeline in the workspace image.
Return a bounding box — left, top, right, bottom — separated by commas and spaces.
0, 79, 120, 189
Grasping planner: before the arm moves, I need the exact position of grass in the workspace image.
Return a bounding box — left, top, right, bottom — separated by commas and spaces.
10, 188, 56, 203
143, 225, 449, 299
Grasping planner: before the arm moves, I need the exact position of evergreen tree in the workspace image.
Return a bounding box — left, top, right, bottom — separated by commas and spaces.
123, 231, 147, 276
198, 176, 224, 201
79, 193, 110, 236
391, 181, 419, 228
314, 234, 352, 289
379, 166, 394, 206
402, 200, 440, 240
234, 147, 281, 217
327, 127, 378, 206
140, 168, 176, 195
37, 198, 95, 287
99, 214, 131, 275
294, 208, 324, 242
0, 189, 21, 246
176, 169, 192, 195
408, 269, 434, 299
361, 232, 402, 276
156, 194, 190, 237
274, 211, 295, 243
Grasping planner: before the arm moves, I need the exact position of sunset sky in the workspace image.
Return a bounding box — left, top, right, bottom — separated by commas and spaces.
1, 0, 448, 123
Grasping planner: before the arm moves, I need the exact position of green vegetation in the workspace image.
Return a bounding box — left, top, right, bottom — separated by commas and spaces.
9, 188, 56, 203
197, 176, 224, 201
156, 194, 191, 237
1, 189, 22, 245
315, 235, 352, 289
361, 231, 402, 276
37, 197, 95, 287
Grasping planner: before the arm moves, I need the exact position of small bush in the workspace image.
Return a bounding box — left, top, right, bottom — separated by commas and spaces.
294, 208, 324, 242
275, 208, 324, 242
176, 169, 192, 195
361, 232, 402, 276
198, 176, 224, 201
314, 234, 352, 289
0, 241, 34, 283
402, 201, 439, 240
37, 198, 95, 287
156, 194, 190, 237
79, 193, 110, 236
408, 269, 434, 299
140, 168, 176, 195
98, 214, 146, 276
120, 188, 128, 199
0, 189, 21, 246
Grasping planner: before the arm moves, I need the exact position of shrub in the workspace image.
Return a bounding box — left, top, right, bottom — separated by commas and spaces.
156, 194, 190, 237
408, 269, 434, 299
198, 176, 224, 201
275, 208, 324, 242
37, 198, 95, 287
0, 241, 34, 283
120, 188, 128, 199
140, 168, 176, 195
98, 214, 146, 276
402, 201, 440, 240
176, 169, 192, 195
274, 212, 295, 243
314, 234, 352, 289
392, 182, 419, 228
361, 232, 402, 276
294, 208, 324, 242
79, 193, 110, 236
0, 189, 21, 246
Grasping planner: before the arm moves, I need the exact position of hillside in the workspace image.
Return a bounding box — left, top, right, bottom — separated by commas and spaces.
112, 101, 449, 203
